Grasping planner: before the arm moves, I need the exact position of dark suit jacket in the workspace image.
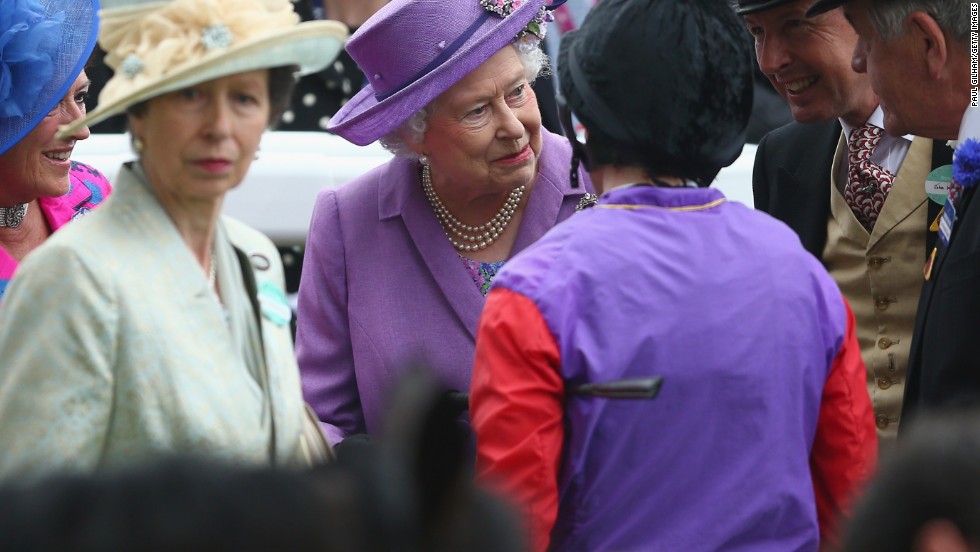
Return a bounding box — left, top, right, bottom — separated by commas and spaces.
903, 183, 980, 425
752, 120, 948, 262
752, 120, 841, 258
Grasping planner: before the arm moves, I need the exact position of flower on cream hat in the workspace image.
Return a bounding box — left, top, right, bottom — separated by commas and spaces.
57, 0, 347, 138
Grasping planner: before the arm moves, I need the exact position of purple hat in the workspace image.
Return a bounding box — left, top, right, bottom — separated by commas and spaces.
328, 0, 550, 146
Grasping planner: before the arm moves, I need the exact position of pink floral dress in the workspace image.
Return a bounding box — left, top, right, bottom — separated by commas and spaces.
0, 161, 112, 299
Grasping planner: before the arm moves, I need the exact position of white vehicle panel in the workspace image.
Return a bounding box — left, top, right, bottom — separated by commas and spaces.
73, 132, 757, 247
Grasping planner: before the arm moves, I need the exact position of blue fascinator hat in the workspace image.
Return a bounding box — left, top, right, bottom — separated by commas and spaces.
0, 0, 100, 155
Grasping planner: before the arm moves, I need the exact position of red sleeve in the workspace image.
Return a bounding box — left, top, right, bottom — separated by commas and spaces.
470, 287, 564, 552
810, 298, 878, 548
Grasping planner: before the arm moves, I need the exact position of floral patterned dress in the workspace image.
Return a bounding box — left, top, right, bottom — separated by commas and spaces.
0, 161, 112, 299
462, 256, 506, 296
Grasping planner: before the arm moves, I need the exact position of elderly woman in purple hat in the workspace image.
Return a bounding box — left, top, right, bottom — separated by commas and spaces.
0, 0, 111, 299
296, 0, 594, 446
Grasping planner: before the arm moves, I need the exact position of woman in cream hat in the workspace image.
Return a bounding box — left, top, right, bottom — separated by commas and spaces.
0, 0, 347, 479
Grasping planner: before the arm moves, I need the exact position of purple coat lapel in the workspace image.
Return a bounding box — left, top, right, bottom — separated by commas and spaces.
379, 158, 486, 338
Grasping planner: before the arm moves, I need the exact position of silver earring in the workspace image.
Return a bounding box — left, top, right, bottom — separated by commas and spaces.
133, 136, 144, 153
419, 155, 429, 166
254, 147, 261, 161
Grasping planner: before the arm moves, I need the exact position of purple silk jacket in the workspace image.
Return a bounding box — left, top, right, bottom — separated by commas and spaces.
487, 186, 852, 551
295, 130, 594, 444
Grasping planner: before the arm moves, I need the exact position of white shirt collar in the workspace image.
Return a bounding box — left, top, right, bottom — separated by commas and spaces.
958, 104, 980, 143
839, 105, 915, 142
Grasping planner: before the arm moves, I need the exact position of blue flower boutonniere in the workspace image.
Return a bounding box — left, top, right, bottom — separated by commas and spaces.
953, 138, 980, 189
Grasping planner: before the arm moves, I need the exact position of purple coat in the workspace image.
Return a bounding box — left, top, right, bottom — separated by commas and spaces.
296, 130, 593, 444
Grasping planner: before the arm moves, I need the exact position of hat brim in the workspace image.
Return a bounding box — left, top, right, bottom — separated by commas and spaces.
57, 20, 347, 139
804, 0, 848, 17
327, 1, 543, 147
733, 0, 797, 15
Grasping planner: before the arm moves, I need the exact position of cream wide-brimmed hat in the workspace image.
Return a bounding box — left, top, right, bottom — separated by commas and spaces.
57, 0, 347, 138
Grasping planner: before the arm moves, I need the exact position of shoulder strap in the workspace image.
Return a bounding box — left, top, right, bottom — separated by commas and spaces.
234, 246, 265, 339
233, 245, 278, 464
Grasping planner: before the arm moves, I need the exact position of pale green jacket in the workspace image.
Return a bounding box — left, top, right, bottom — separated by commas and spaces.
0, 163, 306, 480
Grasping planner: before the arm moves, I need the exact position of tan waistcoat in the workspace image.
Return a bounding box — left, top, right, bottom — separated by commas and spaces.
823, 135, 934, 450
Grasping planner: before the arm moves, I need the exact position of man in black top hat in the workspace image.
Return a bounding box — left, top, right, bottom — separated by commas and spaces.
736, 0, 953, 449
805, 0, 976, 434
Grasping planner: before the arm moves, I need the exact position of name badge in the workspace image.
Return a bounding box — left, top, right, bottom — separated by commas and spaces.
926, 165, 954, 205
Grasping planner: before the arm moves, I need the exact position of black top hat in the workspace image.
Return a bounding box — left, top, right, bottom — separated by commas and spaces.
732, 0, 799, 15
805, 0, 848, 17
559, 0, 753, 183
732, 0, 848, 18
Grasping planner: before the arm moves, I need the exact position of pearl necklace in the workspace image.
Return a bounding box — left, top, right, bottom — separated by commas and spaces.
208, 250, 217, 293
421, 163, 525, 252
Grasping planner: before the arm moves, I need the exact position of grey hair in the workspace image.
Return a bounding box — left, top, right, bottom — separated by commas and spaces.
378, 43, 550, 159
868, 0, 969, 43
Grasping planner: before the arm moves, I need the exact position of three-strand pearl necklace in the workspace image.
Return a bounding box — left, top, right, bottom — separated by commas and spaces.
422, 163, 525, 252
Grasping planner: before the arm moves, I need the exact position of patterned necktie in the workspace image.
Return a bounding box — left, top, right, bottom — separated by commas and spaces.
844, 123, 896, 232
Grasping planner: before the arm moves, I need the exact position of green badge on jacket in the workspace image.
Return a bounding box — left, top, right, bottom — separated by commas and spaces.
258, 281, 291, 327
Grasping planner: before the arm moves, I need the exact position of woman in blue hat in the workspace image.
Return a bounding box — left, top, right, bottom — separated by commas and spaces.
0, 0, 112, 299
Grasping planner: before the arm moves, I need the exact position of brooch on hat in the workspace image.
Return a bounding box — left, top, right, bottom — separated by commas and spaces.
480, 0, 525, 17
201, 23, 234, 51
121, 54, 145, 79
480, 0, 555, 52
